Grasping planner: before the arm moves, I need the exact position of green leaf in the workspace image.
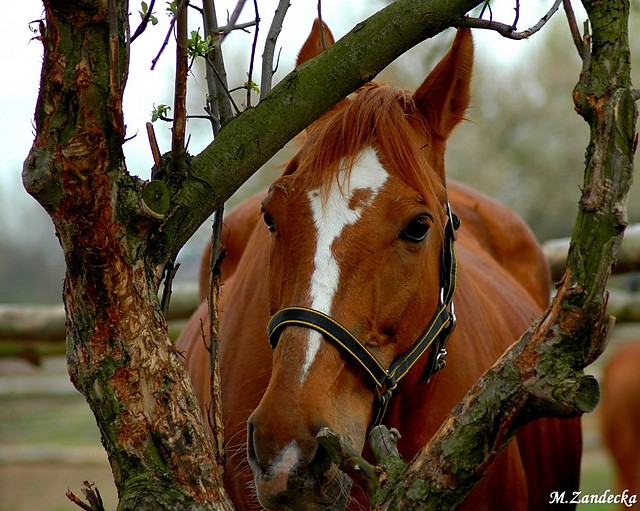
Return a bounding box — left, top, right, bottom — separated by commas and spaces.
151, 104, 171, 122
245, 80, 260, 94
187, 30, 215, 58
166, 1, 178, 17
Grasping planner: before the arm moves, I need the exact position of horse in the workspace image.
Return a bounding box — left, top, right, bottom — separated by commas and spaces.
600, 340, 640, 501
177, 21, 582, 511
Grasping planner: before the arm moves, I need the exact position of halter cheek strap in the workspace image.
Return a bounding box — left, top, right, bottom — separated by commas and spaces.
267, 205, 459, 426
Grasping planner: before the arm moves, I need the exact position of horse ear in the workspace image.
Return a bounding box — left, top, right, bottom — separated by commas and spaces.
413, 28, 473, 139
296, 19, 335, 67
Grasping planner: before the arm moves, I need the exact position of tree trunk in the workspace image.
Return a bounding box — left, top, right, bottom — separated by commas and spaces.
22, 1, 227, 509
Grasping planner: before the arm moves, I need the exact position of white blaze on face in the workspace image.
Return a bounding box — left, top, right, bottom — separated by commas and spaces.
301, 147, 389, 382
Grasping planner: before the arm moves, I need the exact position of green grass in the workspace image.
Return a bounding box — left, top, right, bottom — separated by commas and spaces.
0, 394, 102, 447
0, 355, 632, 511
576, 444, 623, 511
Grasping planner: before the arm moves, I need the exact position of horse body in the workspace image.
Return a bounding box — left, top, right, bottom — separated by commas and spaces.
198, 190, 267, 302
177, 23, 581, 511
600, 341, 640, 498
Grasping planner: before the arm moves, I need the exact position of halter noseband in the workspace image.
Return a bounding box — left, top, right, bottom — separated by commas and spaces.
267, 202, 460, 426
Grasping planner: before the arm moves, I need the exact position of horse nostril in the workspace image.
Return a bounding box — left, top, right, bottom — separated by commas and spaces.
246, 420, 258, 472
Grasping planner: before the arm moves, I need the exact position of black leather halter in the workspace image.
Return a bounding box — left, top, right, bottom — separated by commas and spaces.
267, 203, 460, 426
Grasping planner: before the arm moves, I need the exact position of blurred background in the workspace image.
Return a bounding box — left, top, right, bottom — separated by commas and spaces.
1, 1, 639, 509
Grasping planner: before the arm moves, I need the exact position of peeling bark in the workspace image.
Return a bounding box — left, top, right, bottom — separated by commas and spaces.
23, 1, 225, 509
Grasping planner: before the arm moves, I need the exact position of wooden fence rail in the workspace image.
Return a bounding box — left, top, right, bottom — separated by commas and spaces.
3, 225, 640, 362
0, 283, 197, 363
543, 223, 640, 281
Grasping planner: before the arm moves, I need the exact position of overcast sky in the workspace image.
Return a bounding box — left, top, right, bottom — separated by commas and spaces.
0, 1, 389, 241
0, 0, 569, 246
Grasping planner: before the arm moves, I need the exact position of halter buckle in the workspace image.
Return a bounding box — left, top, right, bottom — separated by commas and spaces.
434, 348, 448, 373
449, 302, 457, 329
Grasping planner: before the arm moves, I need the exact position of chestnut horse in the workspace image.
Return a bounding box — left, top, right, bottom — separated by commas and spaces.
600, 340, 640, 500
177, 23, 582, 510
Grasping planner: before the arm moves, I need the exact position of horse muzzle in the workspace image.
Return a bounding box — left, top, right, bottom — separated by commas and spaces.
247, 420, 353, 511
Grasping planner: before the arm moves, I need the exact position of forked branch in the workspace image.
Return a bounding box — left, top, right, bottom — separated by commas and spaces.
459, 0, 562, 39
261, 0, 290, 98
562, 0, 585, 56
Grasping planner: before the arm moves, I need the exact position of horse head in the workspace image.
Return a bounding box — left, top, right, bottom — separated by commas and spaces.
247, 22, 473, 511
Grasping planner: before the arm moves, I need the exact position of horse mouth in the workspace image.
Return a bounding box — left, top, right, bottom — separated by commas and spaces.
258, 465, 352, 511
255, 459, 353, 511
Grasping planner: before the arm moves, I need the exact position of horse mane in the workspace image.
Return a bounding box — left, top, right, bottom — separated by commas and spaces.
294, 82, 447, 230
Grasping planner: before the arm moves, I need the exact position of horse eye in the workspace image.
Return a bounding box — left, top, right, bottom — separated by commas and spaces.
262, 210, 276, 233
399, 215, 430, 243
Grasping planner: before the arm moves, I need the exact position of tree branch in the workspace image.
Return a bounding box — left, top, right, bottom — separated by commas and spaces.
203, 1, 236, 123
131, 0, 156, 43
317, 1, 328, 49
201, 4, 233, 502
260, 0, 290, 99
562, 0, 585, 56
458, 0, 562, 39
171, 0, 188, 167
219, 0, 247, 43
246, 0, 259, 108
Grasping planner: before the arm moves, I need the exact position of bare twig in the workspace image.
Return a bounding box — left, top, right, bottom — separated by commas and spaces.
203, 1, 237, 121
247, 0, 260, 108
317, 1, 328, 50
202, 0, 235, 472
260, 0, 290, 98
218, 19, 258, 35
155, 113, 216, 122
581, 20, 591, 72
512, 0, 520, 29
146, 122, 161, 173
562, 0, 585, 56
203, 57, 242, 116
207, 206, 226, 463
157, 2, 188, 317
150, 0, 189, 70
161, 261, 180, 317
66, 481, 106, 511
220, 0, 248, 43
478, 0, 493, 22
151, 21, 174, 70
459, 0, 562, 40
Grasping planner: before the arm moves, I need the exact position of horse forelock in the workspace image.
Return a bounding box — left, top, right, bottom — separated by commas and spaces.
294, 82, 447, 230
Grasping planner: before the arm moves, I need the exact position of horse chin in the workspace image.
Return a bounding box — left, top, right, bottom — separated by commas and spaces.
255, 462, 352, 511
